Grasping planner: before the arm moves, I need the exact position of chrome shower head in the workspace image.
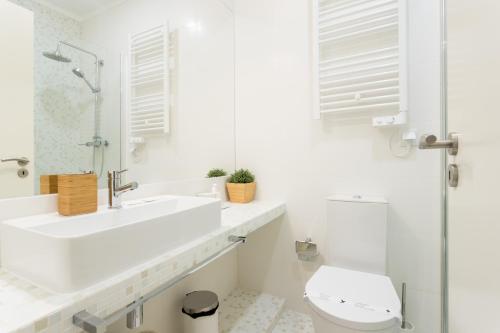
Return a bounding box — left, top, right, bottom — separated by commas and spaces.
72, 68, 85, 78
72, 68, 100, 93
42, 45, 71, 63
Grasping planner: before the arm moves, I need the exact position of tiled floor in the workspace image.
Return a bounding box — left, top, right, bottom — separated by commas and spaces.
272, 309, 315, 333
218, 288, 315, 333
219, 289, 285, 333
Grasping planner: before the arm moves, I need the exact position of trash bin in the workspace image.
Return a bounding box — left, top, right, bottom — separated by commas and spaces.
182, 290, 219, 333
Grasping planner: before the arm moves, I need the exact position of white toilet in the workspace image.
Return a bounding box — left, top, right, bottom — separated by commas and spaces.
305, 195, 401, 333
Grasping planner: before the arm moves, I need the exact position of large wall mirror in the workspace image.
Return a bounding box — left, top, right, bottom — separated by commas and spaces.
0, 0, 235, 199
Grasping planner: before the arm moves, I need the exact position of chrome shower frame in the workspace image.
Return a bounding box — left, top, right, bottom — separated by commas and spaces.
57, 41, 103, 136
46, 41, 106, 176
440, 1, 449, 332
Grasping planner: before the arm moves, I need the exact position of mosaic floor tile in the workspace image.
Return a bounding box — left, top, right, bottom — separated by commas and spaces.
219, 289, 285, 333
272, 309, 315, 333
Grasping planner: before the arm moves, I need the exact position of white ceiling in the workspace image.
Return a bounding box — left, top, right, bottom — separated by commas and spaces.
37, 0, 124, 21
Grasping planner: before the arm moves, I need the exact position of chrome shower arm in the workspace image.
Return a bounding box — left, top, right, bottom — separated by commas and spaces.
59, 41, 100, 63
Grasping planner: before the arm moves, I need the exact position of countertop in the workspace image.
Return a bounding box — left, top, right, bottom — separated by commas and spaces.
0, 200, 285, 333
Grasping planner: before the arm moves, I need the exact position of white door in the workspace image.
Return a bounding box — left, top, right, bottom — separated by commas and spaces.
446, 1, 500, 332
0, 0, 34, 199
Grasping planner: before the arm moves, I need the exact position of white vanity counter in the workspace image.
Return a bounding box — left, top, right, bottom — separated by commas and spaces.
0, 200, 285, 333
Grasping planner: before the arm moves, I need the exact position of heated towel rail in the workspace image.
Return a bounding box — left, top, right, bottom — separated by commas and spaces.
128, 23, 171, 138
312, 0, 408, 125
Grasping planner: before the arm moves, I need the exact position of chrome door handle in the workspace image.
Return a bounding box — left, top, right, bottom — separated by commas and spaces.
418, 132, 459, 156
1, 157, 30, 166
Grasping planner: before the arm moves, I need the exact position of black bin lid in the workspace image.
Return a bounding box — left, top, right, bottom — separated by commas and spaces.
182, 290, 219, 319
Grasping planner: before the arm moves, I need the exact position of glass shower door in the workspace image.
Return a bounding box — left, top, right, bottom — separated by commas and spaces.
432, 1, 500, 332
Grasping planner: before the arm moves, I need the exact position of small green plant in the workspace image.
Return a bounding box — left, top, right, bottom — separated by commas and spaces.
229, 169, 255, 184
207, 168, 227, 178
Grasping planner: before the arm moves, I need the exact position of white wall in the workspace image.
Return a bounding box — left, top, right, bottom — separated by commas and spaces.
234, 0, 442, 332
81, 0, 235, 185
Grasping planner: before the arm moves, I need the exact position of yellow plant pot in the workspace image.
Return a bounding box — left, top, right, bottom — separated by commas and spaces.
226, 182, 256, 203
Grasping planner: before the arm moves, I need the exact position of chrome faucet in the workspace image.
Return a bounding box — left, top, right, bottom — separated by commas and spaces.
108, 169, 138, 208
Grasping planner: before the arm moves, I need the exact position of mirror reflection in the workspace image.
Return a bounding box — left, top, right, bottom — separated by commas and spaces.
1, 0, 235, 198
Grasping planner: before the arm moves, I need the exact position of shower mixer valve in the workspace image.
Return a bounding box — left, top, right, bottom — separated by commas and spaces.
78, 136, 109, 148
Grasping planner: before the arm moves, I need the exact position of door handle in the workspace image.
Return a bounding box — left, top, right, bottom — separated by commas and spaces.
418, 132, 459, 156
1, 157, 30, 166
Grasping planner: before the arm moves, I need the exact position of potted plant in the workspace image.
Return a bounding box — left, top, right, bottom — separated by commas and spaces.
206, 168, 227, 178
226, 169, 256, 203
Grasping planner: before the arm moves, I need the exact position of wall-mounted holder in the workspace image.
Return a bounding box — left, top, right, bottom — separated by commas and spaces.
129, 137, 145, 155
388, 128, 417, 158
296, 238, 319, 261
373, 111, 408, 128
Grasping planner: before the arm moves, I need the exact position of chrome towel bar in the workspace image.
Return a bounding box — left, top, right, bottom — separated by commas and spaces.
73, 235, 247, 333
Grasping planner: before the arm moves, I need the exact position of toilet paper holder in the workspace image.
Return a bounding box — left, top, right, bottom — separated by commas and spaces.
296, 238, 319, 261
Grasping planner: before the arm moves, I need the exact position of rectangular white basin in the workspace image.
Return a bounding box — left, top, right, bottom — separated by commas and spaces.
0, 195, 221, 293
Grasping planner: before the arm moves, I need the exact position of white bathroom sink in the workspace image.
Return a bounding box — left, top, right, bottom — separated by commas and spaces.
0, 195, 221, 293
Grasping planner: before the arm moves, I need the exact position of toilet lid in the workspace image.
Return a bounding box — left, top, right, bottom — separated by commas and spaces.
305, 266, 401, 331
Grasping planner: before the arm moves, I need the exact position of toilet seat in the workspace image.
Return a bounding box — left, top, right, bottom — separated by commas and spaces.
305, 266, 401, 331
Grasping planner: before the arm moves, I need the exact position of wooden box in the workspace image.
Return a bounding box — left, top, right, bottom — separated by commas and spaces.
40, 175, 59, 194
58, 174, 98, 216
226, 182, 256, 203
